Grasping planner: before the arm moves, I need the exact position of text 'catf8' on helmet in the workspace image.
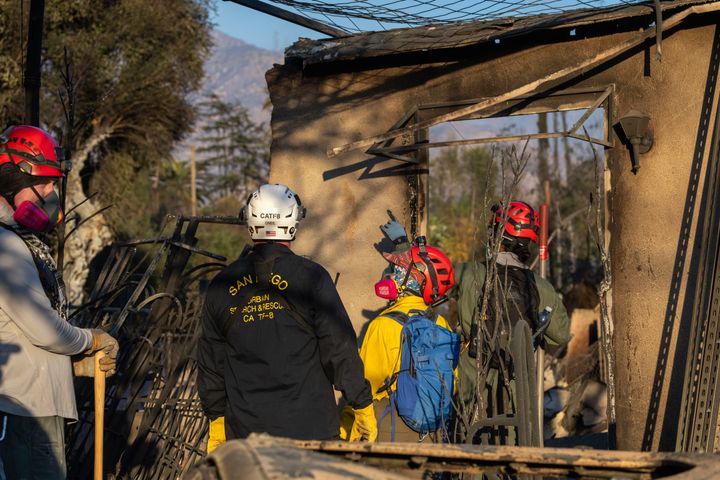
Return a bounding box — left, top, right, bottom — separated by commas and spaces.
492, 201, 540, 243
240, 184, 306, 241
0, 125, 68, 178
382, 237, 455, 304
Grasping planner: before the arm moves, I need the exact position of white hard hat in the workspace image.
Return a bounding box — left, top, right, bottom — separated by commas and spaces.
240, 184, 306, 241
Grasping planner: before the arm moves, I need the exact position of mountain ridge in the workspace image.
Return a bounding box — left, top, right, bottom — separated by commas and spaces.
176, 30, 282, 160
202, 30, 282, 124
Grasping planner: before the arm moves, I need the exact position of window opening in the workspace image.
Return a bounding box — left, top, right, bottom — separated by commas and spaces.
425, 105, 610, 444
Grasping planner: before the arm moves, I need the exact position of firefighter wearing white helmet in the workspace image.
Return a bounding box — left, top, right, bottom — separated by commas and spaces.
242, 183, 306, 241
198, 183, 375, 453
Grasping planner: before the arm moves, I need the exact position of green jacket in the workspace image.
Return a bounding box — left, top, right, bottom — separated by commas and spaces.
450, 256, 570, 409
452, 259, 570, 346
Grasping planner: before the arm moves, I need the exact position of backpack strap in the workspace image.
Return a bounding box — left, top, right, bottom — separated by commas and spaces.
519, 267, 541, 332
374, 311, 411, 396
374, 312, 407, 395
382, 310, 409, 325
468, 262, 489, 359
377, 381, 398, 442
408, 307, 439, 323
382, 306, 439, 325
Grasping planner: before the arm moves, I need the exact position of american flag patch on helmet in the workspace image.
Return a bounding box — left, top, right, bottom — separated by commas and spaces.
266, 230, 276, 237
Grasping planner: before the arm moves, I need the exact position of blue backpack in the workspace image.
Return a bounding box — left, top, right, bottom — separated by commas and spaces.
381, 309, 461, 436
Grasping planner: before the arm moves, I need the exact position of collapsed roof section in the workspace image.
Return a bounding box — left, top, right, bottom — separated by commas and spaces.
286, 0, 712, 66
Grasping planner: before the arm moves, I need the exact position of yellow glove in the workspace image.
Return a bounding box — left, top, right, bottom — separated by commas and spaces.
349, 404, 377, 442
339, 404, 355, 440
207, 417, 226, 454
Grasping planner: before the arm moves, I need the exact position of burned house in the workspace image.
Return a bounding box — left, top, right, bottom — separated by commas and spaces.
265, 0, 720, 452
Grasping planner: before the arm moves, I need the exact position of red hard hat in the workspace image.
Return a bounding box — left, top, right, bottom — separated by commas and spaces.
410, 243, 455, 304
492, 201, 540, 243
0, 126, 67, 178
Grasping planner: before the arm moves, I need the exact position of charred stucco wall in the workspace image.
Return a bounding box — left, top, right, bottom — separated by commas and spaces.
265, 61, 424, 342
602, 24, 718, 452
266, 19, 719, 451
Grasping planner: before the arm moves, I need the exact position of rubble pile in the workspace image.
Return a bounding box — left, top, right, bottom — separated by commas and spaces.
543, 306, 608, 440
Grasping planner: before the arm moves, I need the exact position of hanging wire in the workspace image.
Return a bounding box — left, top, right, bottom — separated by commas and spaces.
260, 0, 652, 33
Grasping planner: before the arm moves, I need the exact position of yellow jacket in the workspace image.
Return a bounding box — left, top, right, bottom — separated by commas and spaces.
359, 295, 451, 402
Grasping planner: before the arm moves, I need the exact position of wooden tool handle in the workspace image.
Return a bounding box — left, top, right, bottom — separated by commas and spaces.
94, 351, 106, 480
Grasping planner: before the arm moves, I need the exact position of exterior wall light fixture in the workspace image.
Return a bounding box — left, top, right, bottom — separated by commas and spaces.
617, 110, 653, 174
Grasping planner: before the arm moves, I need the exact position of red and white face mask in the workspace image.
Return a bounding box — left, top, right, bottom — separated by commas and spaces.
13, 186, 64, 233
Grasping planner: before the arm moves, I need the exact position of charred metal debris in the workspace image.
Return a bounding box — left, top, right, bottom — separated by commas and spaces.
185, 433, 720, 479
65, 214, 243, 479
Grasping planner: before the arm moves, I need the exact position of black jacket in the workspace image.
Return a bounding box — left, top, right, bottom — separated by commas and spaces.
197, 242, 372, 440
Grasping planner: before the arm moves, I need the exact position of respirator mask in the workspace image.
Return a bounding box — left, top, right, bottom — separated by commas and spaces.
374, 261, 417, 301
374, 278, 399, 300
12, 184, 64, 233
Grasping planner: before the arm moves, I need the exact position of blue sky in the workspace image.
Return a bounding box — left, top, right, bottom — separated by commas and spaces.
212, 1, 325, 51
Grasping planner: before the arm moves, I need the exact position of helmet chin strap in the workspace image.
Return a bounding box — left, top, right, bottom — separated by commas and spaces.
417, 244, 440, 301
396, 262, 413, 294
28, 184, 47, 205
0, 191, 14, 208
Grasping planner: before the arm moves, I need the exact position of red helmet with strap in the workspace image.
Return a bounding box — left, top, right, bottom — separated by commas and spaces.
492, 201, 540, 243
410, 238, 455, 304
0, 125, 67, 178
